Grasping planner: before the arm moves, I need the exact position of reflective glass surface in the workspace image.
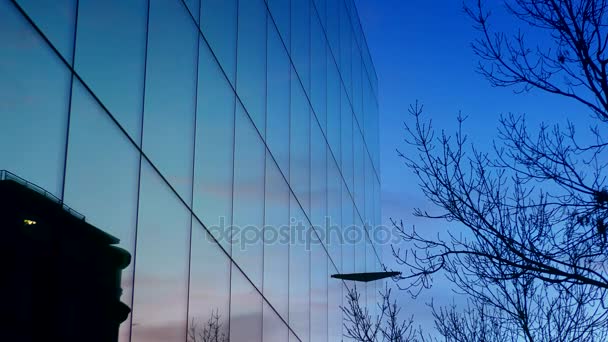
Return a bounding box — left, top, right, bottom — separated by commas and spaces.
230, 265, 263, 342
131, 161, 190, 342
142, 0, 197, 201
2, 0, 381, 340
0, 1, 71, 197
74, 0, 147, 143
192, 38, 235, 251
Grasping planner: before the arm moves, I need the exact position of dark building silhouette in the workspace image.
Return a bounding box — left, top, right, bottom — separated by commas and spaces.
1, 172, 130, 342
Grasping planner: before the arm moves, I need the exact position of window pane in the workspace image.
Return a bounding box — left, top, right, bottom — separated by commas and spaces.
365, 154, 374, 227
201, 0, 237, 84
268, 0, 290, 47
327, 55, 341, 163
366, 237, 376, 312
313, 0, 326, 28
339, 2, 352, 99
237, 0, 267, 135
184, 0, 200, 24
263, 301, 289, 342
266, 21, 291, 176
187, 219, 230, 342
289, 196, 310, 342
326, 0, 340, 65
311, 121, 327, 237
290, 68, 311, 215
311, 13, 327, 133
352, 49, 363, 127
291, 0, 311, 93
0, 1, 70, 197
264, 153, 289, 319
230, 265, 263, 342
355, 217, 365, 274
354, 129, 365, 216
15, 0, 77, 64
342, 183, 354, 274
131, 161, 190, 342
74, 0, 147, 144
327, 156, 342, 271
341, 86, 354, 192
232, 104, 265, 288
311, 243, 328, 342
63, 80, 140, 342
142, 0, 198, 201
193, 39, 235, 251
328, 264, 342, 342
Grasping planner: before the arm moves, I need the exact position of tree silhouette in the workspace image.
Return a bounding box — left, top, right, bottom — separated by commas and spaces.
342, 285, 423, 342
187, 310, 229, 342
388, 0, 608, 340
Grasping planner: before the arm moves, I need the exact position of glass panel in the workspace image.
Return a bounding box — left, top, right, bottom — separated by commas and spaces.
363, 73, 374, 154
201, 0, 237, 84
131, 161, 190, 342
193, 39, 235, 252
267, 0, 291, 48
352, 49, 363, 127
187, 219, 230, 342
230, 265, 263, 342
339, 2, 352, 99
63, 80, 140, 342
311, 13, 327, 133
266, 21, 291, 177
142, 0, 197, 201
289, 328, 300, 342
290, 68, 311, 215
15, 0, 77, 64
375, 178, 381, 234
289, 195, 310, 342
341, 86, 354, 192
237, 0, 267, 135
342, 183, 354, 274
184, 0, 200, 24
291, 0, 311, 93
366, 237, 376, 313
365, 154, 374, 228
325, 0, 340, 66
311, 244, 328, 342
327, 155, 342, 272
326, 54, 341, 162
74, 0, 147, 143
313, 0, 326, 28
0, 1, 71, 197
264, 152, 290, 319
355, 216, 365, 274
354, 130, 365, 215
372, 95, 380, 172
263, 301, 289, 342
327, 264, 342, 342
232, 104, 265, 288
311, 120, 327, 238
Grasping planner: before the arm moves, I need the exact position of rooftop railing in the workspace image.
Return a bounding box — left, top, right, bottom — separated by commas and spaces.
0, 169, 86, 221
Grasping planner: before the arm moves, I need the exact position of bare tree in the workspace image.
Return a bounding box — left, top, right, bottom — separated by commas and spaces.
342, 285, 423, 342
188, 310, 229, 342
390, 0, 608, 340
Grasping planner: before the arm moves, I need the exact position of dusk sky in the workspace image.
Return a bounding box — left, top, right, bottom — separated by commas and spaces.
355, 0, 597, 331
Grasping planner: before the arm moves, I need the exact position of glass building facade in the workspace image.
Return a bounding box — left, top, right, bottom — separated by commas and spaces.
0, 0, 380, 340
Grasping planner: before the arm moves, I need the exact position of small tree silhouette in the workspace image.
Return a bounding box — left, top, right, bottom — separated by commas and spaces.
187, 310, 229, 342
342, 285, 422, 342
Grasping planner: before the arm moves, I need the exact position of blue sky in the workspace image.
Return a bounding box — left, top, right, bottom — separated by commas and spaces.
355, 0, 596, 331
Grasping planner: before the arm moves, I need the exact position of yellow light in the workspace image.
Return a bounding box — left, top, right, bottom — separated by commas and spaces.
23, 219, 37, 225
